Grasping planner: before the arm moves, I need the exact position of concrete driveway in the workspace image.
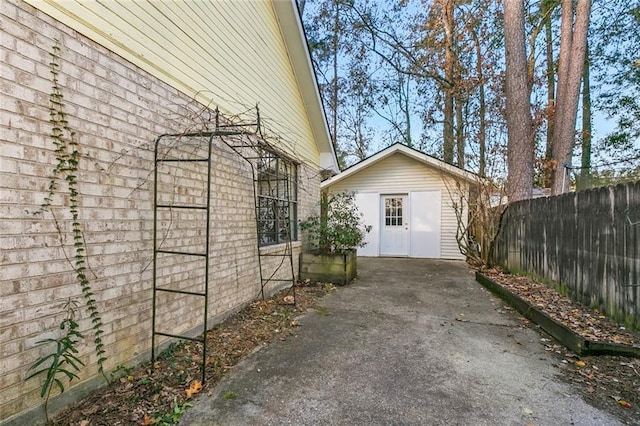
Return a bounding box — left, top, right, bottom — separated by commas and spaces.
180, 258, 622, 425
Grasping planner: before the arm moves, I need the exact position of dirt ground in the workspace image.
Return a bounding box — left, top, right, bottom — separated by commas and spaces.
48, 269, 640, 425
50, 281, 334, 426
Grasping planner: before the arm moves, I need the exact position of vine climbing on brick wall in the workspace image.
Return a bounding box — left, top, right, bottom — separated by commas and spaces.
28, 40, 109, 408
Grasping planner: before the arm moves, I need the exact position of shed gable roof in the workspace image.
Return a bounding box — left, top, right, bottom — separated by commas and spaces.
322, 143, 479, 189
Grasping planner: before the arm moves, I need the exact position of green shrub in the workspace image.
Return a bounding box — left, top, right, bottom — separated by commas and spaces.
300, 191, 371, 254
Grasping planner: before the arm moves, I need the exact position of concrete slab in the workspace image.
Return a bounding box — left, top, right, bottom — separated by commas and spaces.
180, 258, 622, 426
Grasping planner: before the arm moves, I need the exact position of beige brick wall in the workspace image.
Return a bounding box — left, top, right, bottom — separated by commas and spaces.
0, 0, 320, 422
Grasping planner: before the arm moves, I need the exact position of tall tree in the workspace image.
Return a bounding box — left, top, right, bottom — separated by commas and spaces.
301, 0, 639, 197
550, 0, 591, 194
579, 42, 592, 189
303, 0, 378, 167
331, 1, 340, 152
373, 55, 415, 147
440, 0, 456, 164
504, 0, 534, 201
469, 21, 486, 176
340, 0, 444, 150
339, 49, 376, 162
455, 0, 503, 178
542, 0, 559, 188
590, 0, 640, 177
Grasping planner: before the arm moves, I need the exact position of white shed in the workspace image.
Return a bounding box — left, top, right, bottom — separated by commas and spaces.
321, 144, 479, 260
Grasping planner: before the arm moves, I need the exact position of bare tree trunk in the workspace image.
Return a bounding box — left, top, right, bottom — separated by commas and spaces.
543, 0, 556, 188
403, 75, 412, 147
470, 27, 486, 177
452, 1, 464, 168
442, 0, 455, 164
455, 98, 464, 168
551, 0, 591, 194
331, 1, 339, 152
504, 0, 534, 201
579, 41, 592, 189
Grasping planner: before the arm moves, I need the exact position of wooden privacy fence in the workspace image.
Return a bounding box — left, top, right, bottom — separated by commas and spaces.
493, 181, 640, 328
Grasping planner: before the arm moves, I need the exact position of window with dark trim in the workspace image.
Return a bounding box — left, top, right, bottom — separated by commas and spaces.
256, 151, 297, 246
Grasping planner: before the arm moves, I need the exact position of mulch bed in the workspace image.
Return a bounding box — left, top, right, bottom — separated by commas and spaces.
480, 268, 640, 425
50, 281, 335, 426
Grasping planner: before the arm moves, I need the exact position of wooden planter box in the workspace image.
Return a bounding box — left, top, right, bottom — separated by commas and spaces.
299, 250, 357, 286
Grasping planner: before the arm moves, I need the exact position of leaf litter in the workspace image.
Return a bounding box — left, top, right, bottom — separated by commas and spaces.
49, 281, 334, 426
483, 269, 640, 424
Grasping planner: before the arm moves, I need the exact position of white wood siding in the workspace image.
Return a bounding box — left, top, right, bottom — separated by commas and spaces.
326, 154, 469, 260
25, 0, 321, 165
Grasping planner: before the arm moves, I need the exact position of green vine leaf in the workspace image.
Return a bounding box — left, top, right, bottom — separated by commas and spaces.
28, 41, 110, 416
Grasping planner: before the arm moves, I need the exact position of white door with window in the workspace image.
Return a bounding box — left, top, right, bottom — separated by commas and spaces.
380, 195, 409, 256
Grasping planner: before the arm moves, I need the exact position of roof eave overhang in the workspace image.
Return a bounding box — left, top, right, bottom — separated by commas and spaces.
272, 0, 339, 174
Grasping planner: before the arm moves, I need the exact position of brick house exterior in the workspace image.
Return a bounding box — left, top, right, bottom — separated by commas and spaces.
0, 0, 337, 423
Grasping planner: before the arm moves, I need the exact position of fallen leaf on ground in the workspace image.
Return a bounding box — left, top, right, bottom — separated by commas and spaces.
618, 400, 632, 409
186, 379, 203, 398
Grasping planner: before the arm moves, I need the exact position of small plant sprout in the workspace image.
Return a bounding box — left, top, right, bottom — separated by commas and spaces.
223, 390, 237, 400
26, 299, 85, 423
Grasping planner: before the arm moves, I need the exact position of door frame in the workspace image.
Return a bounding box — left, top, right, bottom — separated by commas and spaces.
379, 194, 409, 256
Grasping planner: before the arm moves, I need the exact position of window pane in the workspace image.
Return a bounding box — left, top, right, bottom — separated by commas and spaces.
256, 153, 297, 247
384, 197, 404, 227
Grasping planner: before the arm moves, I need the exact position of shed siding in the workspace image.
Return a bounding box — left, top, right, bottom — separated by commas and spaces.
24, 0, 320, 165
326, 154, 468, 260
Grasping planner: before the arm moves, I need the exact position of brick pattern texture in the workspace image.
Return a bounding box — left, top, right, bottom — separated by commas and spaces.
0, 0, 321, 421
